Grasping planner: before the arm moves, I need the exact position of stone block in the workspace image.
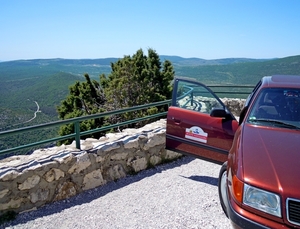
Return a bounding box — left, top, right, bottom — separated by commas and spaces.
44, 168, 65, 182
0, 189, 9, 199
143, 130, 165, 150
110, 152, 128, 161
149, 155, 162, 166
0, 198, 26, 211
106, 164, 126, 181
123, 136, 139, 149
54, 181, 77, 201
82, 169, 106, 191
127, 156, 147, 172
18, 175, 41, 190
0, 169, 21, 181
53, 152, 75, 164
97, 142, 120, 152
30, 188, 50, 203
68, 152, 91, 174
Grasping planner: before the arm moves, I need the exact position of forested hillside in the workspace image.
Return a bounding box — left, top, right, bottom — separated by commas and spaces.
0, 59, 113, 129
0, 55, 299, 154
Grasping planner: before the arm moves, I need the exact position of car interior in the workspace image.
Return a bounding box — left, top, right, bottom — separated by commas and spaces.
250, 89, 300, 122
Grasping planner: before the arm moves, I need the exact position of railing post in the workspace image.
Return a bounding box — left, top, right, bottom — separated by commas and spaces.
74, 121, 81, 150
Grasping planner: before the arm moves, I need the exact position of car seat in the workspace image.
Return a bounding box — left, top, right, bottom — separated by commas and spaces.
256, 92, 279, 119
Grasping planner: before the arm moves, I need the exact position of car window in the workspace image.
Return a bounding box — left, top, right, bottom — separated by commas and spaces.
175, 80, 223, 114
248, 88, 300, 127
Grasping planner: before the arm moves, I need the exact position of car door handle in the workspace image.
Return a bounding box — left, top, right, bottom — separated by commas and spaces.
172, 117, 181, 124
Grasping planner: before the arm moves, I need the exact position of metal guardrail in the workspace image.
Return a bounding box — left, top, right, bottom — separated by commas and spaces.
0, 100, 171, 156
0, 85, 255, 156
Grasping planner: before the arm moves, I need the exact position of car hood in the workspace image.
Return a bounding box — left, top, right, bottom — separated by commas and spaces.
241, 123, 300, 197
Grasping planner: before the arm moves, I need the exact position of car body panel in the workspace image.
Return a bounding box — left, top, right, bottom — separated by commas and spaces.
241, 123, 300, 196
227, 124, 300, 226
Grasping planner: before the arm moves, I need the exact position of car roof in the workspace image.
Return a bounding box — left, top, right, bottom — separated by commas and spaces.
261, 75, 300, 88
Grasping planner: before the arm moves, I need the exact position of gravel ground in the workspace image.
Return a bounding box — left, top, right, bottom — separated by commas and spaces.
1, 156, 232, 229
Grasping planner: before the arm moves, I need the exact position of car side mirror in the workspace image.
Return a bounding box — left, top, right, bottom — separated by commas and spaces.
210, 108, 229, 118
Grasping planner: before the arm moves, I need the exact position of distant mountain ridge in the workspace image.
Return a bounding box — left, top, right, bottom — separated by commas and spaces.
0, 55, 275, 81
2, 55, 271, 66
160, 55, 271, 66
5, 58, 117, 66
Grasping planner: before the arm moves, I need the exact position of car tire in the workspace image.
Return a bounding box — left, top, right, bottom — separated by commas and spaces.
218, 161, 229, 218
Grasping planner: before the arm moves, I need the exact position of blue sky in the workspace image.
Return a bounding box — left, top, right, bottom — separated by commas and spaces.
1, 0, 300, 61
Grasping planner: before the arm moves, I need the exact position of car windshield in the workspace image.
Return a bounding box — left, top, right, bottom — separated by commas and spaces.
247, 88, 300, 129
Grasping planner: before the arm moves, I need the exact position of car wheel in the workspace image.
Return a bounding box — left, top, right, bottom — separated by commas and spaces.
218, 161, 229, 218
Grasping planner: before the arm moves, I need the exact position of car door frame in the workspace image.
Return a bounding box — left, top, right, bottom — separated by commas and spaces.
166, 77, 239, 164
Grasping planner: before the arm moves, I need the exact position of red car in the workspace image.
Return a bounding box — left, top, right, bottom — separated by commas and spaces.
166, 75, 300, 228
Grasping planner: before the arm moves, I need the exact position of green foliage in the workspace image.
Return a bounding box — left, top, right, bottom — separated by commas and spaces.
99, 48, 174, 128
57, 73, 107, 145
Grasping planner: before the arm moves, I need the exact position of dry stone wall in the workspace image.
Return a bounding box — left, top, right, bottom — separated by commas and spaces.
221, 98, 245, 116
0, 119, 182, 216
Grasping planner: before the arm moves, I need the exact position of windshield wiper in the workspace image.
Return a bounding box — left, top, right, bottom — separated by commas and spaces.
249, 119, 300, 130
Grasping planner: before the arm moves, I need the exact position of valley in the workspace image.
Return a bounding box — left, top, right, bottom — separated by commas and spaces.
0, 55, 299, 153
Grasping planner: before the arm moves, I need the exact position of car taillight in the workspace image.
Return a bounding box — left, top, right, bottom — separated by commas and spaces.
233, 175, 244, 203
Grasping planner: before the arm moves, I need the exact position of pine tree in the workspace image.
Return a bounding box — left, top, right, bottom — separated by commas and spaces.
57, 48, 175, 143
57, 74, 107, 145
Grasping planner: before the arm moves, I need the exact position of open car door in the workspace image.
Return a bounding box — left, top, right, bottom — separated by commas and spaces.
166, 78, 239, 164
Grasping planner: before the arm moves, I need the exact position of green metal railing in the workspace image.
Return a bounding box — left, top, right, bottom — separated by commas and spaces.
0, 100, 171, 156
0, 85, 255, 156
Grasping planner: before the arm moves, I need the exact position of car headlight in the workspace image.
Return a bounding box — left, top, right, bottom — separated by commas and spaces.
243, 183, 281, 217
